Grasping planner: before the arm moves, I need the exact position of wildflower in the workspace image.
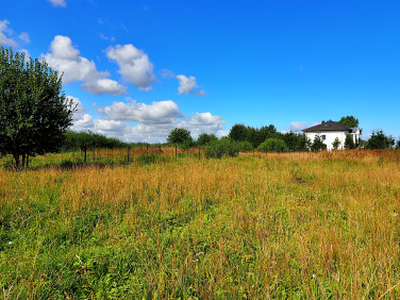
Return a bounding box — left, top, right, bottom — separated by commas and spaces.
7, 241, 13, 245
312, 274, 316, 279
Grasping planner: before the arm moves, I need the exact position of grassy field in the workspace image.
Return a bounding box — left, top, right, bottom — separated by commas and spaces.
1, 150, 400, 299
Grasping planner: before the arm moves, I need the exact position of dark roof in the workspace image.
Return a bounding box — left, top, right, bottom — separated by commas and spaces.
302, 121, 352, 132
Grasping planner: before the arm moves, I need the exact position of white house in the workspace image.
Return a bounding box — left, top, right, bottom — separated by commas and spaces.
302, 121, 360, 151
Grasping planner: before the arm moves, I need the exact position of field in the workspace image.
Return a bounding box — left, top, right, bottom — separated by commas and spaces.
1, 150, 400, 299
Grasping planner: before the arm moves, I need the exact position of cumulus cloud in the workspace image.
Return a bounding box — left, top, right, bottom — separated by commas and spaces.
106, 44, 155, 91
43, 35, 126, 95
0, 19, 30, 48
176, 74, 205, 95
47, 0, 66, 7
97, 99, 183, 124
70, 98, 226, 143
178, 112, 225, 137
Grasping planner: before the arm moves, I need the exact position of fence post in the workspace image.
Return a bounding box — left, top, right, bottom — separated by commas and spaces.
84, 146, 87, 163
127, 146, 130, 162
159, 145, 161, 154
92, 149, 95, 163
175, 145, 178, 159
146, 145, 149, 154
199, 147, 201, 160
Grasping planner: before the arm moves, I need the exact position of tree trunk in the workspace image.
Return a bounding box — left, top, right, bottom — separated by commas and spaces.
12, 153, 20, 171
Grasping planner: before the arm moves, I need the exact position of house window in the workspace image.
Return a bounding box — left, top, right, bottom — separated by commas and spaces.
322, 135, 326, 140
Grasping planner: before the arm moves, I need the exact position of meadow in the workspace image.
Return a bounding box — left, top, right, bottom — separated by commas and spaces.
1, 149, 400, 299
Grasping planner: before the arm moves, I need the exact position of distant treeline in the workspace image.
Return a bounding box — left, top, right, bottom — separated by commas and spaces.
61, 131, 151, 151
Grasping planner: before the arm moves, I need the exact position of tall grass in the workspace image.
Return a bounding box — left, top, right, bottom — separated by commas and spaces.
1, 150, 400, 298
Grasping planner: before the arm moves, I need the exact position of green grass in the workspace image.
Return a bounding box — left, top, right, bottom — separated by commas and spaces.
1, 150, 400, 298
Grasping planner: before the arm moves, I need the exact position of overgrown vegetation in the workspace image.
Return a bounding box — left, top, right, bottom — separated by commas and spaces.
1, 150, 400, 298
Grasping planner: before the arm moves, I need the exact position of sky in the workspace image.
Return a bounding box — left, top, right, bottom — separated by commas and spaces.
1, 0, 400, 143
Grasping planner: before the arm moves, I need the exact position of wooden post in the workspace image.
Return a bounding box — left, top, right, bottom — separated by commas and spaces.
92, 149, 95, 163
127, 146, 130, 162
26, 154, 29, 168
146, 145, 149, 154
198, 147, 201, 160
159, 146, 161, 154
175, 145, 178, 159
84, 146, 87, 163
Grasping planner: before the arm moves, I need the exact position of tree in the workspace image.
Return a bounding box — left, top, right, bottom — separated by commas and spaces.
366, 130, 394, 149
339, 115, 359, 128
167, 128, 193, 145
332, 137, 341, 150
310, 134, 326, 152
228, 124, 248, 141
0, 47, 74, 169
344, 134, 356, 149
257, 138, 288, 152
204, 137, 239, 159
196, 132, 217, 146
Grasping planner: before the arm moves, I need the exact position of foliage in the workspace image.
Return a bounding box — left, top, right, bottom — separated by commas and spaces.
366, 130, 395, 149
344, 134, 356, 149
236, 141, 253, 152
0, 47, 74, 169
196, 133, 218, 146
310, 134, 326, 152
228, 124, 248, 142
167, 128, 193, 145
257, 138, 288, 152
332, 137, 341, 150
204, 137, 238, 158
339, 115, 359, 128
62, 131, 127, 151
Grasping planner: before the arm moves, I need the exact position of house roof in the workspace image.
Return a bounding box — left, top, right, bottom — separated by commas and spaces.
302, 121, 352, 133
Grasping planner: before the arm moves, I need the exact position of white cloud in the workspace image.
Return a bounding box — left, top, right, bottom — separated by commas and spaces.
106, 44, 155, 91
97, 99, 182, 124
71, 98, 226, 143
47, 0, 66, 7
18, 32, 30, 44
0, 19, 30, 48
43, 35, 126, 95
290, 121, 308, 132
176, 74, 205, 95
178, 112, 225, 138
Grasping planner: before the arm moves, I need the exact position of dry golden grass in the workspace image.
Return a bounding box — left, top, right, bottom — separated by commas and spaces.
1, 150, 400, 298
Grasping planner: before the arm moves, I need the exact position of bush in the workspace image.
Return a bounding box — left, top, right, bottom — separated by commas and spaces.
236, 141, 253, 152
257, 138, 288, 152
205, 138, 239, 159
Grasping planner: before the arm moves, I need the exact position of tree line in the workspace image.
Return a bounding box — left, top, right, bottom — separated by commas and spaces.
1, 45, 399, 168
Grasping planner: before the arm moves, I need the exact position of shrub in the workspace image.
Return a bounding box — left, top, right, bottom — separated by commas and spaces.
236, 141, 253, 152
205, 138, 239, 159
257, 138, 288, 152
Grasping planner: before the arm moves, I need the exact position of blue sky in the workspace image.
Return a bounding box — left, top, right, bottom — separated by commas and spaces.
1, 0, 400, 142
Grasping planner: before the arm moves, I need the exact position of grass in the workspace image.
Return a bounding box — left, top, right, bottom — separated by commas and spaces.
1, 150, 400, 298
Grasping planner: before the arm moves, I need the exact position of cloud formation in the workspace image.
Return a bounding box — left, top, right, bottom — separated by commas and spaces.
43, 35, 126, 95
97, 100, 182, 124
47, 0, 66, 7
71, 97, 225, 143
176, 74, 205, 95
290, 121, 308, 132
106, 44, 155, 91
0, 19, 30, 48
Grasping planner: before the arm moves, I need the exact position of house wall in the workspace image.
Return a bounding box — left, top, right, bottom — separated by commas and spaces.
305, 131, 358, 151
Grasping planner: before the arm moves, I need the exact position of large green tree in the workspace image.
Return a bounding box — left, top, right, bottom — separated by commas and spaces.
167, 128, 193, 146
0, 47, 74, 169
339, 115, 359, 128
